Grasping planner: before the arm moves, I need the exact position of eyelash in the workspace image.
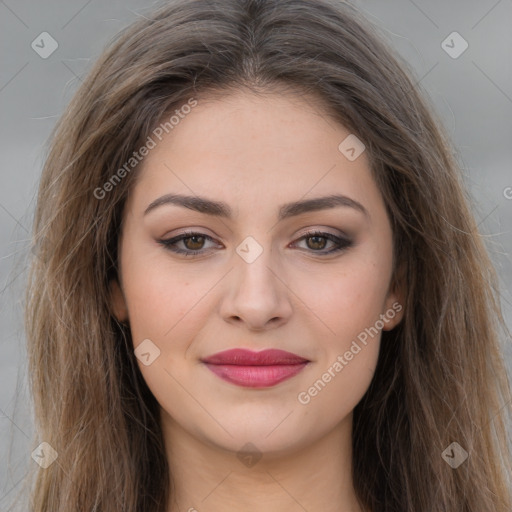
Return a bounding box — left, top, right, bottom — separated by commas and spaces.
157, 230, 353, 257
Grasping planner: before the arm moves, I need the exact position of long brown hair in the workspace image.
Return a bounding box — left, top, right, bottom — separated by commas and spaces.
21, 0, 512, 510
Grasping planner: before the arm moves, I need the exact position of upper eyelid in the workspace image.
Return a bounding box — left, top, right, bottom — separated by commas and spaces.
166, 225, 348, 238
166, 229, 346, 243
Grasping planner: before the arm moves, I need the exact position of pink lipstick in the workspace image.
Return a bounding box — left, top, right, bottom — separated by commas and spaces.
202, 348, 309, 388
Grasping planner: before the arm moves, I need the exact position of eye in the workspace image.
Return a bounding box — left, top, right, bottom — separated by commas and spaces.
292, 230, 353, 255
158, 231, 219, 257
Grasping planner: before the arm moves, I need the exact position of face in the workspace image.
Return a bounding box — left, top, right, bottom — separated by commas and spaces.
111, 88, 404, 456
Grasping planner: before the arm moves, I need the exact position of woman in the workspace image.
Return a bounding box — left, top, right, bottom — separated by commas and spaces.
23, 0, 512, 510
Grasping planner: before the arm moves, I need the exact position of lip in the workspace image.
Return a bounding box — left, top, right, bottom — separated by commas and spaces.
202, 349, 310, 388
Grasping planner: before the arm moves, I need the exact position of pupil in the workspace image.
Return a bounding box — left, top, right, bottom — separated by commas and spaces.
186, 236, 204, 250
309, 236, 326, 250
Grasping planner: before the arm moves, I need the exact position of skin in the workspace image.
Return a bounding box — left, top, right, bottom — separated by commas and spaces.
111, 87, 404, 512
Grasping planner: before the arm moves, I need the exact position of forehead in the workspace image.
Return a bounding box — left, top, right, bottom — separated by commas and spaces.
126, 88, 383, 222
145, 86, 350, 164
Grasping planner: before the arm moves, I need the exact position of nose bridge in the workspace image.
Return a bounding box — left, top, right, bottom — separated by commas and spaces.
220, 233, 292, 328
233, 234, 279, 294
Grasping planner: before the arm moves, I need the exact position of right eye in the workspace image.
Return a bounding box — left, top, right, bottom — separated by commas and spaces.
158, 231, 221, 257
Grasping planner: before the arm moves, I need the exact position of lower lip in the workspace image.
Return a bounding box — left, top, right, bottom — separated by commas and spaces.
203, 363, 308, 388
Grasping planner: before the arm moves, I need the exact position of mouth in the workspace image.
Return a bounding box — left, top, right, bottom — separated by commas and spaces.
201, 348, 310, 388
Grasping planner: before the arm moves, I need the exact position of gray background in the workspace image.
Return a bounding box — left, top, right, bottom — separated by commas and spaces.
1, 0, 511, 509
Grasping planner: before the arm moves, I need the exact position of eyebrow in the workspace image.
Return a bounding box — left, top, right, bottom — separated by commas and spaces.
144, 193, 370, 222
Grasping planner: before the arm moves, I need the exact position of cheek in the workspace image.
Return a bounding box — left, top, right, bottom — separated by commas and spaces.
124, 269, 208, 345
293, 256, 391, 343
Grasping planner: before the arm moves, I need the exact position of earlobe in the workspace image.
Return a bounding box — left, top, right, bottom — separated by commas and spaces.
110, 278, 129, 322
382, 293, 405, 331
383, 264, 406, 331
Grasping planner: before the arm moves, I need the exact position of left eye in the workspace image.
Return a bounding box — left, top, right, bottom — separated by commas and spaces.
158, 230, 352, 257
293, 231, 352, 253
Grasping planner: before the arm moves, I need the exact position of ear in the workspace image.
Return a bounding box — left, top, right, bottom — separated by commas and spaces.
110, 278, 129, 322
382, 262, 406, 331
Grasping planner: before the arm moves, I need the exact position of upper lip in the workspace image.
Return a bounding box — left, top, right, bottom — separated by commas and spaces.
202, 348, 309, 366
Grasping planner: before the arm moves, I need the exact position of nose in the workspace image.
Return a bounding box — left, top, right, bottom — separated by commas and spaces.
219, 243, 293, 331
